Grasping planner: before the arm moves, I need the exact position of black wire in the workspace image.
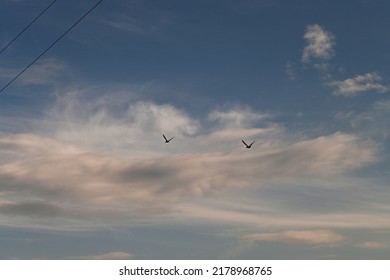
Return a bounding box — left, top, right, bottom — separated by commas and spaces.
0, 0, 105, 95
0, 0, 58, 56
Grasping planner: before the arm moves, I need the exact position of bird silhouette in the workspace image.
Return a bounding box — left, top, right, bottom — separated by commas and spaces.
242, 140, 254, 149
163, 134, 174, 143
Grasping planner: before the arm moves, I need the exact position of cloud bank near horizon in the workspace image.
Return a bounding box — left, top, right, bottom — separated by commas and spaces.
0, 89, 380, 231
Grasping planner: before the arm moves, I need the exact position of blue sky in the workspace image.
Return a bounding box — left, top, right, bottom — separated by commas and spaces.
1, 0, 390, 259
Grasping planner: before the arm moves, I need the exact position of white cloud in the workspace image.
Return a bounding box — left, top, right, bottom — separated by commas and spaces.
328, 72, 389, 96
244, 230, 344, 245
208, 106, 268, 128
128, 101, 199, 136
302, 24, 335, 63
44, 91, 200, 158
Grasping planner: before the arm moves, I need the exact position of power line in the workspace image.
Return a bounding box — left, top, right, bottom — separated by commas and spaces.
0, 0, 58, 56
0, 0, 105, 95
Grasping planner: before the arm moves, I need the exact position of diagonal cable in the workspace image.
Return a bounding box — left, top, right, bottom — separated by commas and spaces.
0, 0, 105, 95
0, 0, 58, 56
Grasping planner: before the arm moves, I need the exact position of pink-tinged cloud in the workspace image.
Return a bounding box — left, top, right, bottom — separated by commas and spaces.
73, 251, 134, 260
355, 242, 388, 249
0, 130, 377, 227
245, 230, 344, 245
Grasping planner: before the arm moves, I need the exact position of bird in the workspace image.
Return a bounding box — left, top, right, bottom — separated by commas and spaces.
242, 140, 254, 149
163, 134, 174, 143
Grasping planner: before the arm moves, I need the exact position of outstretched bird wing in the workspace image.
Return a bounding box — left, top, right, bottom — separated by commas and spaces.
163, 134, 168, 141
249, 140, 255, 147
242, 140, 248, 147
168, 137, 174, 142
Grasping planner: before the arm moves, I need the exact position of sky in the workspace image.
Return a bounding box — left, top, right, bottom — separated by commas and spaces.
1, 0, 390, 260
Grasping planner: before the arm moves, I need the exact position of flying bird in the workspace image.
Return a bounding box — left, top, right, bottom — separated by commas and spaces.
163, 134, 174, 143
242, 140, 255, 149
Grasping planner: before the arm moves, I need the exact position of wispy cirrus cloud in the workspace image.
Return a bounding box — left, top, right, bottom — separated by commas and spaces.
285, 61, 297, 81
0, 131, 375, 218
244, 230, 344, 245
0, 58, 67, 86
182, 191, 390, 230
328, 72, 389, 96
102, 14, 146, 33
334, 99, 390, 141
355, 242, 389, 249
0, 88, 380, 230
102, 12, 169, 34
0, 201, 75, 219
72, 251, 134, 260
